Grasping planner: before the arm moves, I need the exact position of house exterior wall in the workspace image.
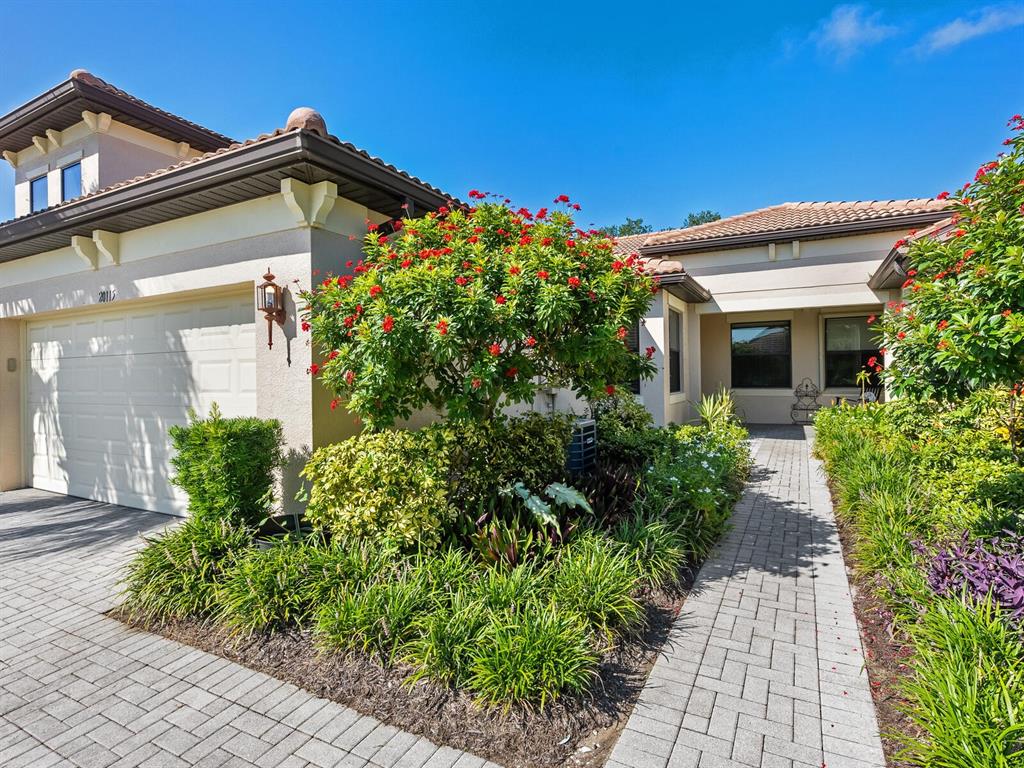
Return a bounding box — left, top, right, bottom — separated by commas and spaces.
0, 185, 378, 510
10, 117, 202, 217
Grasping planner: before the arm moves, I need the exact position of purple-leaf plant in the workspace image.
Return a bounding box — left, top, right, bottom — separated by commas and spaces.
922, 531, 1024, 628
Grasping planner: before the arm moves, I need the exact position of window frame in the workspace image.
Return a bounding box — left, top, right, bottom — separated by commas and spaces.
29, 174, 48, 213
822, 314, 880, 390
730, 320, 792, 390
668, 307, 684, 394
60, 162, 82, 203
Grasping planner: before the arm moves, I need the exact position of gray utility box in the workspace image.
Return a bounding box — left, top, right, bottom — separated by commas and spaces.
568, 418, 597, 474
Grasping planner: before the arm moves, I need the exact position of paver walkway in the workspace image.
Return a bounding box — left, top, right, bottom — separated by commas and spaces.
0, 489, 497, 768
608, 426, 886, 768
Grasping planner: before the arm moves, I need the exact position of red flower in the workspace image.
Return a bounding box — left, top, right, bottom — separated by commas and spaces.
436, 319, 449, 335
369, 284, 382, 298
345, 370, 354, 385
554, 194, 570, 203
536, 270, 549, 280
567, 276, 581, 288
519, 235, 532, 246
566, 239, 576, 248
505, 367, 518, 378
611, 260, 624, 272
897, 331, 906, 340
541, 237, 553, 246
937, 320, 949, 330
937, 340, 949, 350
867, 356, 878, 367
301, 321, 311, 332
489, 343, 501, 356
471, 378, 482, 389
901, 278, 915, 289
866, 315, 876, 324
400, 259, 412, 268
330, 398, 339, 410
907, 269, 917, 277
526, 336, 537, 347
936, 191, 950, 200
617, 326, 628, 340
455, 276, 469, 286
605, 384, 616, 395
382, 315, 394, 333
495, 295, 507, 305
466, 235, 479, 244
509, 265, 521, 275
953, 228, 966, 238
894, 239, 907, 248
1003, 309, 1013, 318
468, 189, 485, 199
343, 315, 354, 328
308, 363, 320, 375
645, 346, 655, 359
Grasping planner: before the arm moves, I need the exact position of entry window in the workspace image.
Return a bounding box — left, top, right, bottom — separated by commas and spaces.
825, 316, 879, 388
30, 175, 48, 212
668, 309, 683, 393
61, 162, 82, 202
731, 321, 791, 388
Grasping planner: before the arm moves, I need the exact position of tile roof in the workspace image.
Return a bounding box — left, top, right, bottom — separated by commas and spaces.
1, 118, 454, 227
610, 233, 686, 275
640, 199, 952, 249
69, 70, 235, 147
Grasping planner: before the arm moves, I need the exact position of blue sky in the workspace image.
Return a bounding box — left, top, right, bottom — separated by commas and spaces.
1, 0, 1021, 228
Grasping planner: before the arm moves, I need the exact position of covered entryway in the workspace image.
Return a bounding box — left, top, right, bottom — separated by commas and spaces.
26, 291, 256, 515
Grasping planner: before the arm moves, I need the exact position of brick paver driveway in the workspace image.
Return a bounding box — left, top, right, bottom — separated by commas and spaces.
608, 426, 886, 768
0, 489, 496, 768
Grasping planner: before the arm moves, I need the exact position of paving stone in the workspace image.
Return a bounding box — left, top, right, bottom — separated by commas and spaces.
0, 489, 481, 768
608, 427, 886, 768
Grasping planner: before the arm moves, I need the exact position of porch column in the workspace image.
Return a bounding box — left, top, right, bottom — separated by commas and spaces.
639, 292, 668, 426
0, 319, 24, 491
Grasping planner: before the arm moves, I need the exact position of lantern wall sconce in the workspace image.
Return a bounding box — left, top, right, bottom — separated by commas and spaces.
257, 268, 286, 349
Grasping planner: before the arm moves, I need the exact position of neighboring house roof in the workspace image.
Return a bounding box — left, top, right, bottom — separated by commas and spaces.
868, 215, 956, 290
636, 199, 952, 255
0, 70, 235, 154
609, 232, 710, 303
0, 95, 456, 264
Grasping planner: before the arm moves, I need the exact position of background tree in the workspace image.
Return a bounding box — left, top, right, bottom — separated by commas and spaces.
599, 217, 653, 236
684, 209, 721, 227
302, 195, 657, 428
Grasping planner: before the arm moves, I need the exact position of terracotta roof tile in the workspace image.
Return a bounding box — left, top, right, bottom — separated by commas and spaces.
641, 199, 952, 249
608, 233, 686, 276
70, 69, 235, 147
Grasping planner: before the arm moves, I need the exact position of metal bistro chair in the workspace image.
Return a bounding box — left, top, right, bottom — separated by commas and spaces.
790, 378, 821, 425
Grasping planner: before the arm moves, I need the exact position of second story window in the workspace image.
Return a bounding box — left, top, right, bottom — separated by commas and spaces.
61, 162, 82, 202
30, 175, 48, 213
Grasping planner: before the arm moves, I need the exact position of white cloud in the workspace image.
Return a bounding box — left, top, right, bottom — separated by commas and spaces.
918, 5, 1024, 53
813, 5, 898, 63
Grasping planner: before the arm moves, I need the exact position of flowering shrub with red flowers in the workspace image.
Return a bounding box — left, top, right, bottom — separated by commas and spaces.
879, 116, 1024, 403
300, 195, 656, 428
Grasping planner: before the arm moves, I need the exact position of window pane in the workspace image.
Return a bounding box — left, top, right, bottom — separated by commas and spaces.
30, 175, 48, 213
625, 320, 641, 394
61, 163, 82, 202
669, 309, 682, 393
731, 322, 791, 388
825, 316, 879, 388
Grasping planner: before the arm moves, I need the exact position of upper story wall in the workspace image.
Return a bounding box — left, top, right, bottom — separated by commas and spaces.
7, 115, 202, 218
668, 230, 902, 313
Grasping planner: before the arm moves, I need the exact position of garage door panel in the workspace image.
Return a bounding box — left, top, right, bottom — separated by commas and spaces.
27, 293, 257, 516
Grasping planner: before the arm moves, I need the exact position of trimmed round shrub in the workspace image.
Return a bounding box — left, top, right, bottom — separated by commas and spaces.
169, 404, 283, 526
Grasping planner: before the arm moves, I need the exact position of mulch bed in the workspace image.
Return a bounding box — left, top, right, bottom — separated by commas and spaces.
829, 490, 923, 767
113, 576, 693, 768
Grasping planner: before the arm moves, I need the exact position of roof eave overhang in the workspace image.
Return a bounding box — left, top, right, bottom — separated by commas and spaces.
658, 273, 712, 303
0, 78, 233, 154
639, 210, 952, 257
0, 131, 453, 263
867, 247, 908, 290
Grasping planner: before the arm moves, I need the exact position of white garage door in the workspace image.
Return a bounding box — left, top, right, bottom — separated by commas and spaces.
27, 292, 257, 515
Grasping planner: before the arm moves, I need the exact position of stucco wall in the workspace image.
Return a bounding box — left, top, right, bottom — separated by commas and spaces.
0, 187, 384, 514
699, 305, 882, 423
0, 319, 22, 490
